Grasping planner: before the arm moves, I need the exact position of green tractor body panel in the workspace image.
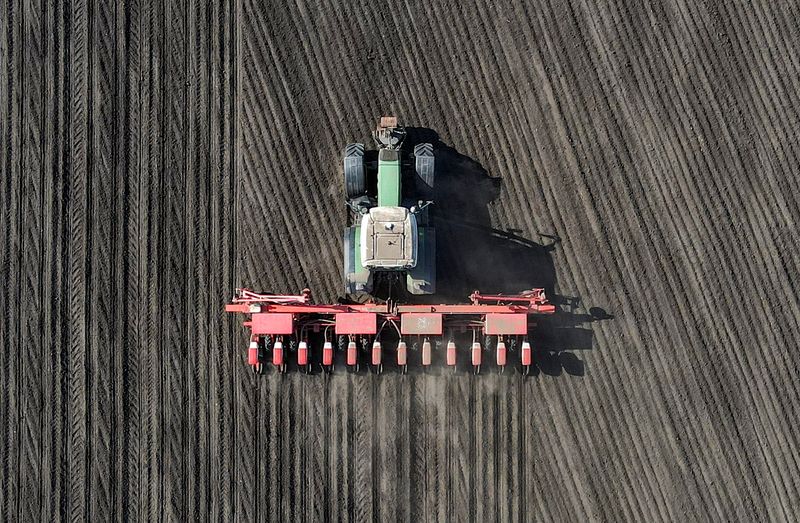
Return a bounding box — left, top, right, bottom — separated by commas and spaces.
344, 224, 371, 294
343, 118, 435, 296
377, 150, 402, 207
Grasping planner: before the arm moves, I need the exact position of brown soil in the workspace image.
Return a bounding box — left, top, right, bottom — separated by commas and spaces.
1, 0, 799, 520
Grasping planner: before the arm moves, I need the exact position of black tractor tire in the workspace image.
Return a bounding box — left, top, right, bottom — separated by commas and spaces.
344, 143, 366, 199
414, 143, 435, 200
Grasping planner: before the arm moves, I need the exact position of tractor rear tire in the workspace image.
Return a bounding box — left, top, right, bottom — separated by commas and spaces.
344, 143, 366, 199
414, 143, 434, 200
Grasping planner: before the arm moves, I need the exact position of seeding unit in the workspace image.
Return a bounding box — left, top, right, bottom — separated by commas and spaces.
226, 288, 555, 374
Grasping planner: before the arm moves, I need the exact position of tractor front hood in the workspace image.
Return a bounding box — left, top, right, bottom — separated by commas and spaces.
360, 206, 417, 270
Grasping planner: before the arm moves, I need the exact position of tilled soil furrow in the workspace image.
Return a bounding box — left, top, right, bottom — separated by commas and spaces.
592, 1, 752, 516
304, 377, 326, 522
239, 11, 339, 297
280, 376, 296, 520
40, 2, 69, 520
184, 0, 212, 518
88, 0, 121, 519
328, 375, 353, 520
261, 374, 282, 522
620, 4, 788, 516
395, 376, 411, 523
0, 1, 16, 516
449, 375, 473, 522
66, 0, 92, 519
114, 0, 140, 521
161, 0, 192, 519
536, 1, 708, 520
422, 374, 448, 521
141, 3, 168, 519
244, 1, 346, 294
353, 374, 374, 522
544, 1, 744, 516
510, 5, 662, 518
375, 378, 397, 521
408, 376, 427, 523
18, 0, 47, 520
234, 366, 258, 522
709, 1, 800, 504
119, 0, 142, 517
207, 0, 239, 518
5, 1, 800, 520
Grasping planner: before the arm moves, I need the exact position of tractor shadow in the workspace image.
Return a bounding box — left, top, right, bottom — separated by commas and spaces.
397, 127, 615, 376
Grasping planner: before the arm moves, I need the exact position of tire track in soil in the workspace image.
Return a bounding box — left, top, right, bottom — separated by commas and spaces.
120, 0, 143, 519
161, 0, 190, 519
260, 372, 282, 522
235, 0, 267, 518
139, 1, 165, 518
423, 376, 446, 522
329, 375, 352, 520
88, 0, 119, 518
1, 4, 29, 522
279, 375, 295, 521
475, 377, 497, 522
304, 375, 327, 522
408, 376, 427, 523
207, 0, 238, 518
0, 1, 18, 517
295, 375, 306, 521
236, 357, 257, 523
40, 2, 69, 520
5, 1, 800, 520
134, 2, 155, 518
449, 374, 473, 522
184, 0, 208, 518
376, 377, 398, 521
353, 374, 373, 522
395, 376, 411, 523
18, 0, 46, 519
497, 373, 519, 523
66, 0, 92, 519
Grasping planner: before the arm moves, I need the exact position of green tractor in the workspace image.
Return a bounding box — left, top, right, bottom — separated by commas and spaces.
343, 117, 436, 297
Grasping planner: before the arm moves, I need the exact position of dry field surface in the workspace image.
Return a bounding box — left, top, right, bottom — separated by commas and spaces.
1, 0, 799, 520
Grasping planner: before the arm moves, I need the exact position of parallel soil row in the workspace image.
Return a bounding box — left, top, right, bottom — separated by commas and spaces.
1, 0, 798, 520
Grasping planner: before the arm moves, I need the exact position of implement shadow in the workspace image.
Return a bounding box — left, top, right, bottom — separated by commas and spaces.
396, 127, 612, 376
404, 127, 555, 301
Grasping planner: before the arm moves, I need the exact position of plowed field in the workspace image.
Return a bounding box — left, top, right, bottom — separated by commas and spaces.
2, 0, 799, 520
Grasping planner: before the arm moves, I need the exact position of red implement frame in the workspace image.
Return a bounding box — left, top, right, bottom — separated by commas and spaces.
226, 287, 556, 370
